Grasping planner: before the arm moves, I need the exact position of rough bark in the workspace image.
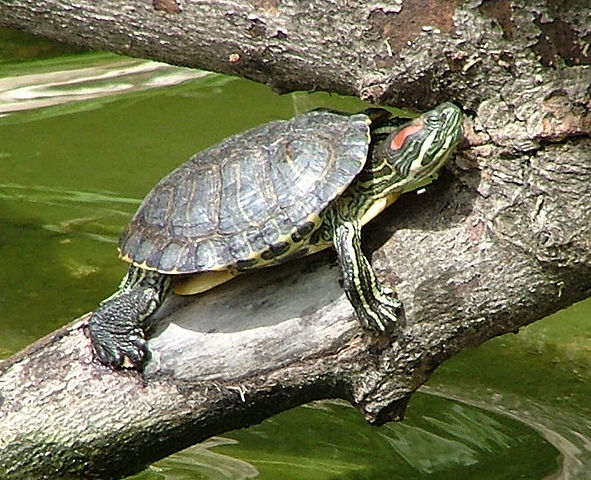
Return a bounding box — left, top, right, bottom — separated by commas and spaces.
0, 0, 590, 479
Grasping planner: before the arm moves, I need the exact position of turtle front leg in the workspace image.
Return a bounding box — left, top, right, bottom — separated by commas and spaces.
332, 219, 402, 333
87, 266, 171, 370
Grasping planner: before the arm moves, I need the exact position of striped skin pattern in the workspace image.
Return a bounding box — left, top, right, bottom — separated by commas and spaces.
323, 102, 464, 333
88, 103, 463, 369
332, 220, 401, 331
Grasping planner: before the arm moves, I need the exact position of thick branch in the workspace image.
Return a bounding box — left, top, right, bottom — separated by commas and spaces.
1, 0, 590, 479
1, 0, 588, 107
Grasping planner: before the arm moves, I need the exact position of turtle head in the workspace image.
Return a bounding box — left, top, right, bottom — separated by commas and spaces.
374, 102, 463, 192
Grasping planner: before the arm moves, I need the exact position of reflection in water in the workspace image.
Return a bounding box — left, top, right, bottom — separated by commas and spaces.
424, 386, 591, 480
132, 438, 258, 480
0, 182, 139, 242
136, 396, 558, 480
0, 56, 209, 115
0, 182, 139, 207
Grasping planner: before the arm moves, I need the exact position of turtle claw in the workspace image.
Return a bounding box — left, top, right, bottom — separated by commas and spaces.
363, 290, 403, 334
349, 279, 403, 334
377, 285, 402, 311
87, 314, 149, 371
91, 328, 148, 370
86, 274, 169, 371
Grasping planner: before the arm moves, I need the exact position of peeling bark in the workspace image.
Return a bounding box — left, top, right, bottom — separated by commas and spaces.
0, 0, 590, 479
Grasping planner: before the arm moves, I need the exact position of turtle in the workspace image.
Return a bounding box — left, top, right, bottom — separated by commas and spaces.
87, 102, 463, 370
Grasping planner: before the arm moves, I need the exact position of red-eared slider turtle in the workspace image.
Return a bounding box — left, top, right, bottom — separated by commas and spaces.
88, 102, 463, 369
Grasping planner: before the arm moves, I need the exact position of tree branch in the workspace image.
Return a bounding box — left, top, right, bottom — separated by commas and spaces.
0, 0, 590, 479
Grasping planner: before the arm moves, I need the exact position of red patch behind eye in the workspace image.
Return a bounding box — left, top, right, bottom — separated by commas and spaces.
390, 122, 424, 150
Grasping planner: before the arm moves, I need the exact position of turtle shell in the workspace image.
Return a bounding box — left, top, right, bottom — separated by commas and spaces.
118, 109, 372, 274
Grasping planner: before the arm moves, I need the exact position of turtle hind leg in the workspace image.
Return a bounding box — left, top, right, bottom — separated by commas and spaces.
87, 266, 171, 370
332, 219, 402, 333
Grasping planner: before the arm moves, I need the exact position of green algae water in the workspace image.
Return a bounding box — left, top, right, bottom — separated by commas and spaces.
1, 37, 590, 479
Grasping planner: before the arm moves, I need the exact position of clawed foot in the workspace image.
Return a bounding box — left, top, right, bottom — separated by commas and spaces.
357, 284, 403, 334
85, 279, 167, 371
87, 314, 148, 370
